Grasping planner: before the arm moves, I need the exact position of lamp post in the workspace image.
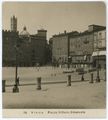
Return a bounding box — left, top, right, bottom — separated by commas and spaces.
15, 46, 18, 83
96, 35, 100, 82
96, 49, 100, 82
12, 26, 31, 92
13, 43, 19, 92
67, 35, 70, 69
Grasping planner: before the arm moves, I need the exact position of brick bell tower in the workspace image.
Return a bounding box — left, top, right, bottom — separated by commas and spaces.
11, 15, 17, 32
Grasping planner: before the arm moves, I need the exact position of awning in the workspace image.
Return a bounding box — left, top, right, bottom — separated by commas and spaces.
92, 50, 106, 56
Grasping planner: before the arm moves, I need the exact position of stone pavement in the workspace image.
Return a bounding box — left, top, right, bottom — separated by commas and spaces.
3, 80, 106, 109
2, 67, 106, 109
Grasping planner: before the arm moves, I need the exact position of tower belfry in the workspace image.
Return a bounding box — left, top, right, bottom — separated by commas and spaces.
11, 15, 17, 32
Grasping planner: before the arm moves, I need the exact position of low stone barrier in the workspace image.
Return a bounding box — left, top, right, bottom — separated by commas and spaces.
37, 77, 41, 90
2, 80, 6, 92
67, 75, 71, 86
89, 73, 93, 83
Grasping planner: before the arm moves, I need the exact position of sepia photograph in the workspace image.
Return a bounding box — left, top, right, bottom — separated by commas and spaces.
2, 1, 106, 118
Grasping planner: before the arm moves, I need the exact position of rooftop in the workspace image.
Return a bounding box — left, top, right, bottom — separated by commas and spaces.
51, 24, 106, 38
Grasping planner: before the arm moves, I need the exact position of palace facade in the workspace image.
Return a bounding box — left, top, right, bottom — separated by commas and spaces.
2, 16, 48, 67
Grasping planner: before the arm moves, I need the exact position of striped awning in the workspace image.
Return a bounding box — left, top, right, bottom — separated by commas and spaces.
92, 50, 106, 56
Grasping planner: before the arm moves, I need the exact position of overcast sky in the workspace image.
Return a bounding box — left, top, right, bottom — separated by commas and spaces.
2, 2, 106, 40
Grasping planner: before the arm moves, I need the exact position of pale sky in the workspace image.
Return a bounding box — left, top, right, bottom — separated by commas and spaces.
2, 2, 106, 40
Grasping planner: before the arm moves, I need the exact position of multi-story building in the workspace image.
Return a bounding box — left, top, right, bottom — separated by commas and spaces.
51, 24, 106, 68
19, 26, 47, 66
52, 32, 68, 64
92, 26, 106, 69
51, 31, 79, 65
69, 31, 94, 68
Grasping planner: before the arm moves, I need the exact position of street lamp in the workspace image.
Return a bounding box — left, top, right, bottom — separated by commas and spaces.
96, 49, 100, 82
13, 43, 19, 92
12, 26, 31, 92
96, 36, 100, 82
67, 35, 70, 69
